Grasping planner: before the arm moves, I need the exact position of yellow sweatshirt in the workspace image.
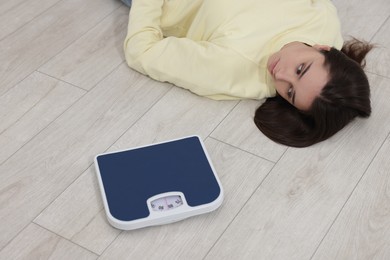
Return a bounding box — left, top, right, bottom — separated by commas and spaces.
124, 0, 343, 100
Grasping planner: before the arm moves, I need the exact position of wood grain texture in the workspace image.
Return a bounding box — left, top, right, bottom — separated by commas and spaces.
0, 0, 120, 96
333, 0, 390, 40
312, 135, 390, 260
211, 100, 286, 163
39, 6, 129, 90
0, 72, 85, 164
0, 0, 60, 40
108, 87, 238, 150
0, 72, 60, 134
0, 223, 97, 260
34, 167, 121, 255
366, 18, 390, 78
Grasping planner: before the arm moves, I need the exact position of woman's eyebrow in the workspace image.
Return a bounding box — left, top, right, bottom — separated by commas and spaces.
299, 62, 313, 79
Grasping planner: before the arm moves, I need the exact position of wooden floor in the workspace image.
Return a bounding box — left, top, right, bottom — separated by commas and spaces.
1, 0, 390, 259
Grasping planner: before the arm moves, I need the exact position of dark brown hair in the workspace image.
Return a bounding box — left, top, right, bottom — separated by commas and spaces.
254, 39, 374, 147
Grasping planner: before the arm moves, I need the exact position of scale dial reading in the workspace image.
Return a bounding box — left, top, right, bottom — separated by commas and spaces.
150, 195, 183, 211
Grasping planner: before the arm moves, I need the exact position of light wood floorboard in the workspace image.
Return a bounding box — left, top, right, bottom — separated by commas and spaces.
0, 0, 389, 259
0, 0, 61, 41
333, 0, 390, 40
366, 17, 390, 78
0, 223, 98, 259
38, 5, 129, 91
211, 99, 287, 163
0, 0, 120, 96
312, 134, 390, 260
0, 72, 85, 164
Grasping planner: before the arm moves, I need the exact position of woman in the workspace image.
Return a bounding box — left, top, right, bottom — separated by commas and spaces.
123, 0, 373, 147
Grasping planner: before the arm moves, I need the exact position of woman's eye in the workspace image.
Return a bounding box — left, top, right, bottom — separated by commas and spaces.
296, 64, 304, 75
287, 86, 293, 98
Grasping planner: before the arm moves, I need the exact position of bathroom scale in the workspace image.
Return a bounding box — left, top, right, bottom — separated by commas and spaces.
94, 136, 223, 230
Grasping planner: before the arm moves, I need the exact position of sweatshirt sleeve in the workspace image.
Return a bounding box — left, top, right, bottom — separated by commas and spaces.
123, 0, 268, 100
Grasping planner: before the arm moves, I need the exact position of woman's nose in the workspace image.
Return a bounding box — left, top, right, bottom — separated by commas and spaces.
275, 68, 295, 82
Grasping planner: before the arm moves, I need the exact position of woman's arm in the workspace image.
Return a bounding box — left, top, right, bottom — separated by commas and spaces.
123, 0, 269, 100
124, 0, 164, 68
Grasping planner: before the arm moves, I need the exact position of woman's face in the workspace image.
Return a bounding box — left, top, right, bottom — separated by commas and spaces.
267, 42, 330, 111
